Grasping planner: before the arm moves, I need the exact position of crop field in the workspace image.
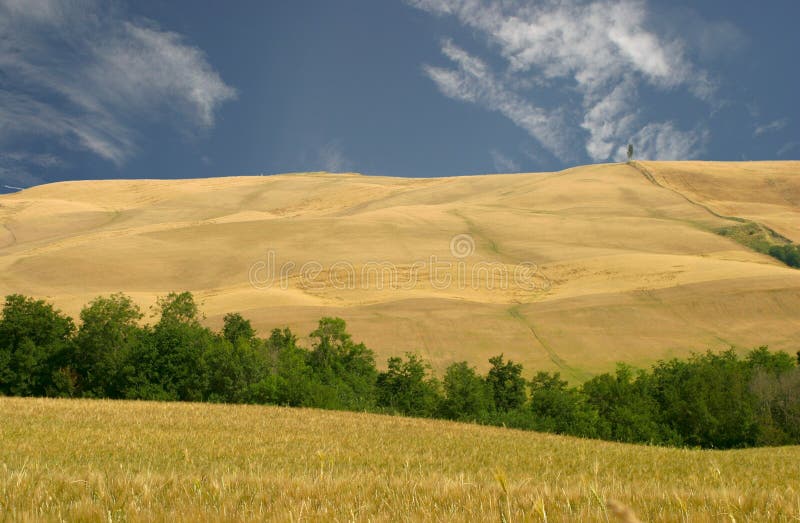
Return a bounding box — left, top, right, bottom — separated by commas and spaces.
1, 397, 799, 521
2, 162, 800, 376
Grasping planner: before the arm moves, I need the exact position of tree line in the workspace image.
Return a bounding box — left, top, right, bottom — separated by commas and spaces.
1, 292, 799, 449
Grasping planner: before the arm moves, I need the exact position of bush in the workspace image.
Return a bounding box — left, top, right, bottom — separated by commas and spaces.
440, 361, 494, 420
377, 353, 441, 417
2, 292, 799, 449
0, 295, 75, 396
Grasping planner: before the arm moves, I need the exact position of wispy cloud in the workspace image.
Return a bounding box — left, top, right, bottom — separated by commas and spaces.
0, 150, 65, 189
424, 41, 576, 161
0, 164, 44, 190
0, 0, 236, 165
1, 151, 64, 168
410, 0, 726, 162
777, 141, 799, 158
490, 149, 519, 173
754, 118, 789, 137
625, 122, 708, 162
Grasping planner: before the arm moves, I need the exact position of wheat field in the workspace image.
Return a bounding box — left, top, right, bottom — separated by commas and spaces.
1, 162, 799, 376
1, 396, 799, 522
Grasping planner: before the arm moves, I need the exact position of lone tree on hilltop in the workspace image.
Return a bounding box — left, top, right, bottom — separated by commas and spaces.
627, 144, 634, 162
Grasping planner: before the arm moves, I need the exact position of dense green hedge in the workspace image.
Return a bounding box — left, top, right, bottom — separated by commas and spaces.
769, 244, 800, 268
2, 292, 799, 448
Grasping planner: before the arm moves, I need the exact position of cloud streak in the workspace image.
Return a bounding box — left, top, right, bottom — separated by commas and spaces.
0, 0, 236, 165
490, 149, 519, 173
754, 118, 789, 137
0, 148, 66, 189
411, 0, 721, 162
424, 40, 576, 161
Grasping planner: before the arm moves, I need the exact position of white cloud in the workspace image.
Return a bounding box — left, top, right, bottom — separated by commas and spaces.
754, 118, 789, 137
0, 0, 236, 165
411, 0, 723, 162
490, 149, 519, 173
581, 78, 639, 161
1, 151, 63, 168
777, 141, 799, 158
0, 164, 44, 189
651, 6, 747, 64
424, 41, 575, 160
0, 148, 65, 189
621, 122, 708, 161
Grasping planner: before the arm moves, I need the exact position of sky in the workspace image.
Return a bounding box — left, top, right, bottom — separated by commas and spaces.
0, 0, 798, 191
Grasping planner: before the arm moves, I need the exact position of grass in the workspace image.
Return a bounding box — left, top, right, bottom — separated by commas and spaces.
633, 161, 798, 269
716, 221, 798, 265
2, 397, 800, 521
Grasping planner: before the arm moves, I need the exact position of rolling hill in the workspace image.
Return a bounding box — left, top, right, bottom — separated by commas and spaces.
1, 161, 799, 378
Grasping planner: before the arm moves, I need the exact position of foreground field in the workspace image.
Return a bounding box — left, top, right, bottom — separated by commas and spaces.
1, 397, 799, 521
1, 162, 799, 376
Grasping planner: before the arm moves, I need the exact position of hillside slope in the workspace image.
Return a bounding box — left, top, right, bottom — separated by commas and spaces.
1, 397, 799, 521
1, 162, 799, 376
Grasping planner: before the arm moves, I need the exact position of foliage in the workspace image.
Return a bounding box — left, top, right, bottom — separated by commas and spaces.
768, 244, 800, 268
582, 364, 677, 445
529, 371, 602, 438
377, 353, 440, 417
222, 313, 256, 345
309, 317, 377, 410
440, 361, 493, 420
2, 292, 799, 449
486, 354, 526, 412
74, 293, 143, 397
716, 222, 800, 268
649, 350, 759, 448
0, 294, 75, 396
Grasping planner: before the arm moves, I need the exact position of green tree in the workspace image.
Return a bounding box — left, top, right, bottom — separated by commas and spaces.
582, 365, 674, 444
268, 328, 318, 406
745, 346, 795, 374
486, 354, 526, 412
746, 347, 800, 445
308, 317, 377, 410
651, 350, 758, 448
156, 291, 201, 326
529, 371, 601, 437
74, 293, 143, 397
0, 295, 75, 396
440, 361, 494, 420
205, 335, 269, 403
377, 353, 441, 417
222, 313, 256, 345
146, 292, 210, 401
768, 245, 800, 268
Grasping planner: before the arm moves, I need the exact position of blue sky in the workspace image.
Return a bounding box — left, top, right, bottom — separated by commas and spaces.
0, 0, 798, 191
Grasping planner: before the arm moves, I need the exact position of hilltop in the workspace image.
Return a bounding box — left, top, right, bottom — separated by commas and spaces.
1, 161, 799, 377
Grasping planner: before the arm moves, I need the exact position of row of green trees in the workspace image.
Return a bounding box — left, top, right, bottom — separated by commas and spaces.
2, 292, 799, 448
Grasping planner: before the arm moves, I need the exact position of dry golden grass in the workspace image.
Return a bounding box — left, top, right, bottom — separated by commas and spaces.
1, 397, 799, 522
644, 161, 800, 242
1, 162, 799, 376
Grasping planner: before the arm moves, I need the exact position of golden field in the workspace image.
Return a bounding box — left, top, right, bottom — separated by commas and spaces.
1, 396, 799, 522
1, 161, 799, 376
